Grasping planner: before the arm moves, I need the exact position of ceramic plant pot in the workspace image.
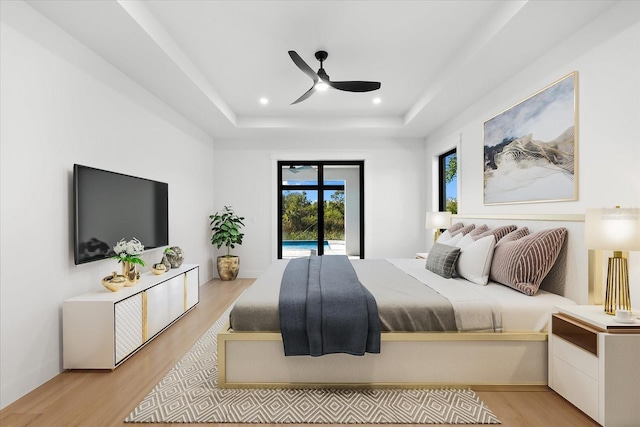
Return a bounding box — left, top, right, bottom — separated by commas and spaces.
217, 255, 239, 281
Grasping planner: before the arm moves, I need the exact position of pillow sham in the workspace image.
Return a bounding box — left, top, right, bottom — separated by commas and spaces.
468, 225, 489, 237
436, 230, 465, 245
450, 224, 476, 237
448, 222, 464, 233
472, 225, 517, 242
495, 227, 529, 247
425, 243, 461, 279
436, 222, 465, 243
490, 227, 568, 296
436, 229, 452, 243
455, 235, 496, 285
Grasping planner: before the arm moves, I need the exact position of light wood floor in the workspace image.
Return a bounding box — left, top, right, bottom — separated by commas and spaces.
1, 278, 599, 427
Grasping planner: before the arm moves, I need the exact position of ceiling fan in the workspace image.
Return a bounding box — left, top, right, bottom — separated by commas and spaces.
288, 50, 381, 104
288, 165, 314, 174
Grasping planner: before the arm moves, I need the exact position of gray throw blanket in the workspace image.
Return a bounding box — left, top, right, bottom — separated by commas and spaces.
279, 255, 381, 356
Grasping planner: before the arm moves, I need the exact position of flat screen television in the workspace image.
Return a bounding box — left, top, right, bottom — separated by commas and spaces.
73, 164, 169, 265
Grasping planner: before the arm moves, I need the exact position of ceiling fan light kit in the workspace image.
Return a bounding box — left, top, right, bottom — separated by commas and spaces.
288, 50, 381, 104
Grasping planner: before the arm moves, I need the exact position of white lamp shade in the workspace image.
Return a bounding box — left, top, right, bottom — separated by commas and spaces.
425, 211, 452, 229
585, 208, 640, 251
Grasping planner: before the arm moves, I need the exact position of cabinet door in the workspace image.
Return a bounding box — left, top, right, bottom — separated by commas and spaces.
185, 268, 199, 310
115, 294, 143, 364
146, 275, 185, 338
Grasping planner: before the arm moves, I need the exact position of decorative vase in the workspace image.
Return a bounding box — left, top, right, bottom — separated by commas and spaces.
161, 255, 172, 271
102, 272, 126, 292
121, 261, 139, 286
217, 255, 239, 281
165, 246, 184, 268
151, 263, 166, 275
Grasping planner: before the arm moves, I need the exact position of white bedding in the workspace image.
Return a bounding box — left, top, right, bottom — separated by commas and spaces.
389, 258, 576, 332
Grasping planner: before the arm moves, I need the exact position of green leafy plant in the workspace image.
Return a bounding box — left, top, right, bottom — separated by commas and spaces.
209, 206, 245, 257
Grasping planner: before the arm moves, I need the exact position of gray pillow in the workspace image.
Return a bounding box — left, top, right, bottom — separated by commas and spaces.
425, 243, 461, 279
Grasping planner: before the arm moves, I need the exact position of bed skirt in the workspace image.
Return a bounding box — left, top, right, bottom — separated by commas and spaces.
217, 324, 548, 389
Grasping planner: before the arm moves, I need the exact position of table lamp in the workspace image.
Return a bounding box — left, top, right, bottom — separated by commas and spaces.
585, 207, 640, 314
425, 211, 452, 242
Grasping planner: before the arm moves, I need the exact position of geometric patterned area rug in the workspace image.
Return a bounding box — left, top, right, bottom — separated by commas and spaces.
126, 307, 500, 424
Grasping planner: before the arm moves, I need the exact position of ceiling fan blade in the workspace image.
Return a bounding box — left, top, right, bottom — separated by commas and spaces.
288, 51, 319, 82
329, 81, 381, 92
291, 85, 316, 104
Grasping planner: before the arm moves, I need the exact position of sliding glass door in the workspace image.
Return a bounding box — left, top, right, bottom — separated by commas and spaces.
278, 161, 364, 259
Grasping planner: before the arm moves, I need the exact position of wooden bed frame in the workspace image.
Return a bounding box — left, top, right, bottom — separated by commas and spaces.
218, 214, 591, 389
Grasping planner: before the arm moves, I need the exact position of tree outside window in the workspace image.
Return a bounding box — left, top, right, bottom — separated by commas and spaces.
440, 150, 457, 214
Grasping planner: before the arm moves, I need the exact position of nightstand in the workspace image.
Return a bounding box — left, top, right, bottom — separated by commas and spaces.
549, 305, 640, 426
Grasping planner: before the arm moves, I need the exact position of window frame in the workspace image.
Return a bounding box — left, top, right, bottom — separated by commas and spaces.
438, 148, 457, 212
277, 160, 364, 259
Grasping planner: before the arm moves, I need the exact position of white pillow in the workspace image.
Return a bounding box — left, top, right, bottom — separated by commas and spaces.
455, 235, 496, 285
438, 232, 464, 246
455, 233, 475, 248
436, 230, 452, 243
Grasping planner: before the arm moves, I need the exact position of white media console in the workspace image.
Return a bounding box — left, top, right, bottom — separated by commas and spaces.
63, 264, 199, 369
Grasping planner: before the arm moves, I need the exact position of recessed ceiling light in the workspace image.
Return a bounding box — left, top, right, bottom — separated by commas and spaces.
259, 97, 269, 105
373, 97, 381, 105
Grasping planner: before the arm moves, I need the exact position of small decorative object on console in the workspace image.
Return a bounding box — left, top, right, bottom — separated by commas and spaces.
102, 271, 127, 292
164, 246, 184, 268
151, 263, 167, 275
112, 237, 146, 286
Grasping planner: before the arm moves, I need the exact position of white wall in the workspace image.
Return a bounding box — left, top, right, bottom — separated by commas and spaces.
325, 166, 360, 256
424, 3, 640, 303
0, 2, 215, 409
212, 137, 427, 278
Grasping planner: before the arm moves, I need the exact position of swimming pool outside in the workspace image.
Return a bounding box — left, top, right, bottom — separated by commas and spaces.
282, 240, 330, 250
281, 240, 346, 258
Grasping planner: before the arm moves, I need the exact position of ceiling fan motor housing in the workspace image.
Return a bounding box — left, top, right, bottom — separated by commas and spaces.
314, 50, 328, 62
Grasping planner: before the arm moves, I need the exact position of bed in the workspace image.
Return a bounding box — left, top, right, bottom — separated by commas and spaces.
218, 214, 590, 389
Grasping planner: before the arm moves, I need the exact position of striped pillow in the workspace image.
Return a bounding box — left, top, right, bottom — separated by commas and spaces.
495, 227, 530, 247
489, 228, 568, 296
472, 225, 517, 242
448, 222, 464, 233
468, 224, 489, 237
450, 224, 476, 237
425, 243, 461, 279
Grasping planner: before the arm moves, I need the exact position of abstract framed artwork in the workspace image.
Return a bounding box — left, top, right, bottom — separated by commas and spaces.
483, 72, 578, 205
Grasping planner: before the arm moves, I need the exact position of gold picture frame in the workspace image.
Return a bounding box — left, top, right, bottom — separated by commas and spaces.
483, 72, 578, 205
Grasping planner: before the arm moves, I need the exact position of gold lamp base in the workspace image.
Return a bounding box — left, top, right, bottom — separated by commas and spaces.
433, 229, 442, 242
604, 252, 631, 315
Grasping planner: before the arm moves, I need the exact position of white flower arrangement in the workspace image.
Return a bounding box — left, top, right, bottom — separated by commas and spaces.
112, 237, 146, 266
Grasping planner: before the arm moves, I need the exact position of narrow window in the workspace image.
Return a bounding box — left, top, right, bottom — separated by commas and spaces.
439, 149, 457, 214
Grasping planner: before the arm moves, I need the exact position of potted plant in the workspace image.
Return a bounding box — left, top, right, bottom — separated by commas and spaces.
209, 206, 245, 280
